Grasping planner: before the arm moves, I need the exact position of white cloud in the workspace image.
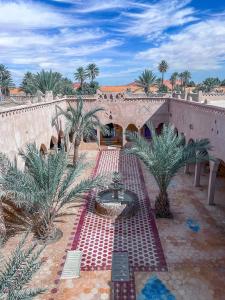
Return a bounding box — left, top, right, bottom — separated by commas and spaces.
0, 0, 83, 30
53, 0, 133, 13
137, 16, 225, 71
121, 0, 197, 39
0, 29, 105, 48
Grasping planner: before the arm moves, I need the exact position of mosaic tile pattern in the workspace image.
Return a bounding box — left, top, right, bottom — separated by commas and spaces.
138, 276, 176, 300
71, 150, 167, 273
186, 218, 200, 233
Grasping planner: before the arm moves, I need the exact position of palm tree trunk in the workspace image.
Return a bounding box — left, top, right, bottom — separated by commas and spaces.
161, 73, 164, 86
73, 139, 80, 165
155, 190, 172, 218
0, 200, 6, 240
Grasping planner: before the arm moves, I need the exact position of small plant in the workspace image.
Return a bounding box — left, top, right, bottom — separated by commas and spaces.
0, 232, 46, 300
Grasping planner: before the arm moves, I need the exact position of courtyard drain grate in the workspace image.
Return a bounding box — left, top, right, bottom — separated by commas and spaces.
112, 252, 130, 281
61, 250, 82, 279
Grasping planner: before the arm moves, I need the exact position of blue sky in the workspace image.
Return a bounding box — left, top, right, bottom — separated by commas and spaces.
0, 0, 225, 85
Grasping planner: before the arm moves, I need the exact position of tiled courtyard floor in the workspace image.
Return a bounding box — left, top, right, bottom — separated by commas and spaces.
2, 149, 225, 300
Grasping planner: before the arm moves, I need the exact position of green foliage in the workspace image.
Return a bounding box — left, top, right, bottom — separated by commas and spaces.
170, 72, 178, 91
20, 70, 74, 96
74, 67, 87, 90
0, 144, 105, 240
52, 97, 107, 164
20, 72, 36, 95
0, 65, 14, 96
187, 80, 195, 87
126, 123, 211, 217
0, 232, 46, 300
220, 79, 225, 86
135, 69, 157, 95
60, 77, 75, 95
86, 64, 99, 82
158, 84, 168, 93
28, 70, 62, 95
76, 81, 99, 95
201, 77, 221, 92
179, 71, 191, 91
158, 60, 169, 85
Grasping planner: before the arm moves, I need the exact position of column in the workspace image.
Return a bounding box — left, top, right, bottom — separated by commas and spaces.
207, 159, 220, 205
184, 164, 190, 174
122, 128, 127, 148
97, 128, 101, 150
194, 162, 202, 187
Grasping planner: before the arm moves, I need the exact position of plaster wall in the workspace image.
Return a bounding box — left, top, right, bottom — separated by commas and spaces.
169, 99, 225, 162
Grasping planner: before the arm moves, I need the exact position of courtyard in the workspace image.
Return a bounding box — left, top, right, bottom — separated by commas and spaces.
2, 146, 224, 300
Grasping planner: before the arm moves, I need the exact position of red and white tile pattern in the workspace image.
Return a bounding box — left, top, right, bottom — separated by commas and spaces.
71, 150, 167, 272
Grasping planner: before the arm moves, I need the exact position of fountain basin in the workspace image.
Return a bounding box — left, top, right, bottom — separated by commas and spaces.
95, 189, 139, 218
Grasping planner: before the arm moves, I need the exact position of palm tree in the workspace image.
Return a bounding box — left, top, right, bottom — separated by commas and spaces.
202, 77, 221, 92
170, 72, 178, 92
26, 70, 62, 95
158, 60, 169, 85
182, 70, 191, 91
74, 67, 87, 91
20, 71, 36, 95
135, 69, 157, 95
0, 64, 14, 96
126, 124, 211, 218
0, 144, 104, 241
52, 97, 107, 165
0, 232, 47, 299
86, 64, 99, 83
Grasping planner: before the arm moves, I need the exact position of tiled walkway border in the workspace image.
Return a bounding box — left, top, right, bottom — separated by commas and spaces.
48, 149, 167, 300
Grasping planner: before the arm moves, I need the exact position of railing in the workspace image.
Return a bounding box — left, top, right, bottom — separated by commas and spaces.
0, 95, 36, 102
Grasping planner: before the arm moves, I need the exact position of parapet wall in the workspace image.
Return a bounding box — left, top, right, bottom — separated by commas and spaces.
1, 94, 225, 167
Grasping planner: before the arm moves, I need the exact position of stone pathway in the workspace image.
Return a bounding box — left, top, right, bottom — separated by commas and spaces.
70, 150, 167, 299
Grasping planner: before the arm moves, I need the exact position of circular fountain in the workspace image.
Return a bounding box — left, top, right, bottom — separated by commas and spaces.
95, 172, 139, 218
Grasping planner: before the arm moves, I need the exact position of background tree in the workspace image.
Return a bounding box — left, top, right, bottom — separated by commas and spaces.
126, 124, 211, 218
20, 72, 36, 95
0, 64, 14, 96
170, 72, 178, 91
74, 67, 87, 91
0, 144, 104, 241
158, 60, 168, 86
86, 63, 99, 83
178, 72, 184, 91
220, 79, 225, 86
76, 81, 99, 95
135, 69, 157, 95
23, 70, 63, 96
182, 70, 191, 90
60, 77, 75, 95
52, 97, 107, 165
202, 77, 221, 92
0, 232, 46, 299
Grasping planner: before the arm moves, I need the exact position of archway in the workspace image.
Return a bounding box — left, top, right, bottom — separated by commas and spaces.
100, 123, 123, 147
180, 133, 186, 146
126, 124, 138, 142
58, 130, 65, 150
140, 124, 152, 140
156, 123, 164, 135
40, 144, 47, 156
174, 127, 178, 136
50, 136, 58, 151
207, 159, 225, 206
